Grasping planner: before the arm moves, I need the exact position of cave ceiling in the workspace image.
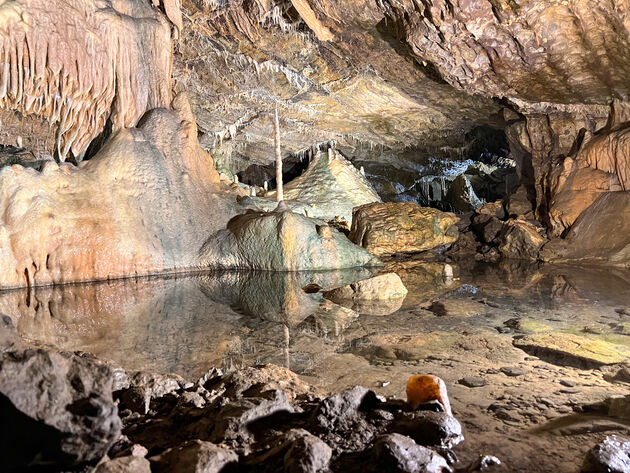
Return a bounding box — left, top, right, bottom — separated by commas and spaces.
2, 0, 630, 169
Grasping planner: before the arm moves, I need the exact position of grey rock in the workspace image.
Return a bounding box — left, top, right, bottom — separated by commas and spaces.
0, 346, 121, 467
374, 433, 451, 473
392, 411, 464, 449
500, 366, 527, 377
95, 455, 152, 473
582, 435, 630, 473
151, 439, 238, 473
211, 388, 294, 444
127, 371, 183, 399
283, 429, 333, 473
314, 386, 379, 429
458, 376, 487, 388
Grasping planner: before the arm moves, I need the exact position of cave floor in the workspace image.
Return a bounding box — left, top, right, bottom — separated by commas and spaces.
3, 258, 630, 473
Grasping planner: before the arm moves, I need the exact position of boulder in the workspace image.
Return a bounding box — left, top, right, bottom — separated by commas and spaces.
497, 219, 546, 260
150, 440, 238, 473
265, 148, 381, 224
200, 207, 380, 271
504, 185, 533, 217
95, 456, 152, 473
582, 435, 630, 473
323, 273, 408, 302
476, 200, 506, 219
542, 192, 630, 266
471, 214, 504, 245
349, 202, 459, 256
0, 328, 121, 467
449, 173, 484, 212
373, 434, 450, 473
392, 411, 463, 449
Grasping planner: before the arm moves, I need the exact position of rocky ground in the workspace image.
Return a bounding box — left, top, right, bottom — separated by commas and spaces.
2, 257, 630, 472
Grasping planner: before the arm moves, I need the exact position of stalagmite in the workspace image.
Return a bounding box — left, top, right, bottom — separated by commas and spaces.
275, 106, 284, 202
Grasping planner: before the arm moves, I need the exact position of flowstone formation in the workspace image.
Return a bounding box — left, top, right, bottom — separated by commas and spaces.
0, 97, 242, 289
200, 204, 380, 271
264, 148, 381, 224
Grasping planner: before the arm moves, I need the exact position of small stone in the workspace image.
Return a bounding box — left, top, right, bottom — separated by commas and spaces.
582, 435, 630, 473
559, 379, 577, 387
458, 376, 487, 388
500, 366, 527, 377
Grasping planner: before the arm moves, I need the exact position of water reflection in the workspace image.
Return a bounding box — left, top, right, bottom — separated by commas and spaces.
1, 261, 629, 380
0, 269, 378, 377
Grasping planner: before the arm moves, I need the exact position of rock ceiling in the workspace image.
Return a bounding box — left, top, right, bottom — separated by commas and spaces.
1, 0, 630, 168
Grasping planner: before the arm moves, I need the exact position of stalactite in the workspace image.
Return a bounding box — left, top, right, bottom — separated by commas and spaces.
0, 0, 176, 161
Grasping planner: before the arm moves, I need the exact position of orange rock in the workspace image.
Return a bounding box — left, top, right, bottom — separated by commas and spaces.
406, 375, 452, 415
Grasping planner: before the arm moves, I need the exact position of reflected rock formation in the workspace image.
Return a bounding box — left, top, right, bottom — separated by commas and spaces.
0, 269, 379, 377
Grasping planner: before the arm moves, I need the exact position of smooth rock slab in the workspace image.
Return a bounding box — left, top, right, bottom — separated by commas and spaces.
349, 202, 459, 256
513, 333, 630, 368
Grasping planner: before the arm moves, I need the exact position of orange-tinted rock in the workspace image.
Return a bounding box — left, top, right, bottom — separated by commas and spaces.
542, 192, 630, 266
349, 202, 459, 256
547, 129, 628, 236
406, 375, 452, 415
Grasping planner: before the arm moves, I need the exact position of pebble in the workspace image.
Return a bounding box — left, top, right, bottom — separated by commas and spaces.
458, 376, 488, 388
559, 379, 577, 387
500, 366, 527, 377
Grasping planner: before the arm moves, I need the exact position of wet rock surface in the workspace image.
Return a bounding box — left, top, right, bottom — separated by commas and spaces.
200, 206, 380, 271
2, 261, 630, 473
0, 316, 467, 472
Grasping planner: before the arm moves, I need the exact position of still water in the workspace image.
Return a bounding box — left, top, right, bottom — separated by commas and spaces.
3, 259, 629, 381
3, 258, 630, 472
